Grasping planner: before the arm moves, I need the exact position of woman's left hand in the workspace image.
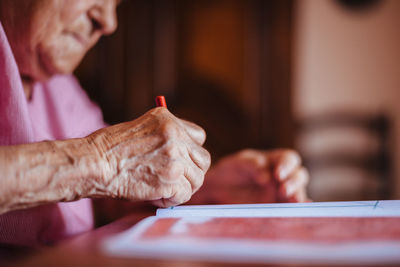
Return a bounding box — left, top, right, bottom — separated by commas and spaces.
190, 149, 310, 204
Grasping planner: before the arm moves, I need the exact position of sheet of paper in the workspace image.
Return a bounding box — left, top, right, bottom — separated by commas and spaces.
156, 200, 400, 217
103, 200, 400, 264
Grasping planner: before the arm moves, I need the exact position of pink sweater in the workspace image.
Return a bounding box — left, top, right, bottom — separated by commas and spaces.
0, 22, 106, 246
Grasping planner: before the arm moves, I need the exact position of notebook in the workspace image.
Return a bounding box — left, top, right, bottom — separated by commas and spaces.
103, 200, 400, 264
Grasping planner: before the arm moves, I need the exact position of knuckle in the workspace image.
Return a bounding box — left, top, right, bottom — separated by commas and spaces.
192, 146, 212, 171
147, 107, 163, 120
162, 141, 180, 158
197, 126, 207, 143
161, 120, 179, 138
187, 166, 204, 190
186, 120, 204, 133
183, 120, 207, 145
151, 106, 170, 116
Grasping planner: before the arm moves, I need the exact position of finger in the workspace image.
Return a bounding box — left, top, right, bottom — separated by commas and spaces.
284, 188, 310, 203
179, 119, 207, 146
278, 167, 309, 198
268, 149, 301, 181
235, 149, 268, 167
151, 176, 192, 207
166, 178, 193, 205
184, 160, 205, 194
293, 188, 310, 203
188, 144, 211, 172
229, 149, 271, 185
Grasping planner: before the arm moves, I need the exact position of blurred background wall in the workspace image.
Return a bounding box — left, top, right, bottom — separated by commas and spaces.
75, 0, 400, 202
294, 0, 400, 200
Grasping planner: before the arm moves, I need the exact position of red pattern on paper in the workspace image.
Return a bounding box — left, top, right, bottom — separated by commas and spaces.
140, 217, 400, 243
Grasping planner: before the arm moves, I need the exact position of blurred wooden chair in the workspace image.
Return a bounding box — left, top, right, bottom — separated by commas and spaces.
296, 112, 392, 201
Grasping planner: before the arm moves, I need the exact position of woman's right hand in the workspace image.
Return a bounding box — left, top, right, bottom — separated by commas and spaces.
87, 107, 211, 208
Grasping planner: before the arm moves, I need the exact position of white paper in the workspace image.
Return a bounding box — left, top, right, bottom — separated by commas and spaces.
103, 200, 400, 264
156, 200, 400, 217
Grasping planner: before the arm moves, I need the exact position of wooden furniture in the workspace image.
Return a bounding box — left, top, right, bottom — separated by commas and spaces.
296, 112, 393, 201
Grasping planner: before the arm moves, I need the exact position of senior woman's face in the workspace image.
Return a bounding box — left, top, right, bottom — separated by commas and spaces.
0, 0, 118, 81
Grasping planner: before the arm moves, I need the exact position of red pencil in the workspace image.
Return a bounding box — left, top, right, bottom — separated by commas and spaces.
155, 96, 167, 108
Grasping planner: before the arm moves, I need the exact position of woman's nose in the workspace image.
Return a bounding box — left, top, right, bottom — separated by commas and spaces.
88, 0, 118, 35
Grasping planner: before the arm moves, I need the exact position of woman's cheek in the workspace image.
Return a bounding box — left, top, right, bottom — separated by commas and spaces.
38, 34, 87, 76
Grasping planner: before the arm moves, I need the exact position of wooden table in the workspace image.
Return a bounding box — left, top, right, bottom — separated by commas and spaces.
4, 212, 400, 267
7, 213, 281, 267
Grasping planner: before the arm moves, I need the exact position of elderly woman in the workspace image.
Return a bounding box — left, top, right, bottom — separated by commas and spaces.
0, 0, 309, 246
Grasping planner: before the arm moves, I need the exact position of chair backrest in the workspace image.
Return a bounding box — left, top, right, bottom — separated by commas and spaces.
296, 112, 392, 201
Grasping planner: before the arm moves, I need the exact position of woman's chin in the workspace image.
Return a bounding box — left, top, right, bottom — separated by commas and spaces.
36, 49, 84, 81
36, 59, 79, 81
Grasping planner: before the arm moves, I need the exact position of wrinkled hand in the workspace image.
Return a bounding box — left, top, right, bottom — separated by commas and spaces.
87, 107, 211, 207
191, 149, 309, 204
